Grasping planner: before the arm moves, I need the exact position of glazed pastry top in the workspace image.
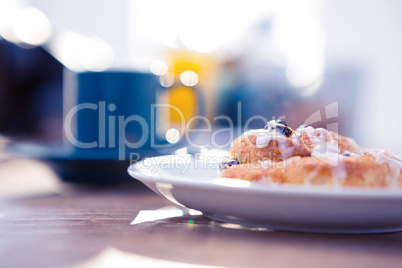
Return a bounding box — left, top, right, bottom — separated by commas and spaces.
223, 120, 402, 188
231, 120, 363, 163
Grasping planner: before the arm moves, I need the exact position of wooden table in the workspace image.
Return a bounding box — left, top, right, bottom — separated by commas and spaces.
0, 158, 402, 268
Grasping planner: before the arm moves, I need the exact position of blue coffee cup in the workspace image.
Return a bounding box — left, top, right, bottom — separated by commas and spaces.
63, 70, 203, 161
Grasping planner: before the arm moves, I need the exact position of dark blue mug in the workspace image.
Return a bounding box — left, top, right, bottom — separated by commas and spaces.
63, 70, 203, 161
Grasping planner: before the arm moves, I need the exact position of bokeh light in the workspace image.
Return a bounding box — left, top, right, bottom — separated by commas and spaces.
180, 71, 198, 87
50, 30, 114, 71
0, 5, 52, 46
165, 128, 180, 144
273, 11, 325, 88
160, 72, 175, 87
0, 4, 23, 43
81, 36, 114, 71
14, 8, 52, 46
150, 60, 168, 75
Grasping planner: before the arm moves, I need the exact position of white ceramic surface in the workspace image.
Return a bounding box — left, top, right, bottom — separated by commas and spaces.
128, 154, 402, 233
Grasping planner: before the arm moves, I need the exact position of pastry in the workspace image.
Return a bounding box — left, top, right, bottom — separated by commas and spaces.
220, 120, 402, 188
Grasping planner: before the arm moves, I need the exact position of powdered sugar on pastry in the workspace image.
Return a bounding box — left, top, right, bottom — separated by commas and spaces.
223, 120, 402, 189
244, 129, 295, 158
365, 150, 402, 188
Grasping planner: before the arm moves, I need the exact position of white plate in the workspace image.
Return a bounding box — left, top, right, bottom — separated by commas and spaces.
128, 154, 402, 234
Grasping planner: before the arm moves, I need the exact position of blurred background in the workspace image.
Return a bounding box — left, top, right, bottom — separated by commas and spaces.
0, 0, 401, 156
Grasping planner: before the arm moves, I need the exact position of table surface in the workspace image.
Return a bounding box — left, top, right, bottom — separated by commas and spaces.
1, 158, 402, 268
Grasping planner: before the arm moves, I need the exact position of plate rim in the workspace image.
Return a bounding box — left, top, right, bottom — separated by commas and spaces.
127, 155, 402, 199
